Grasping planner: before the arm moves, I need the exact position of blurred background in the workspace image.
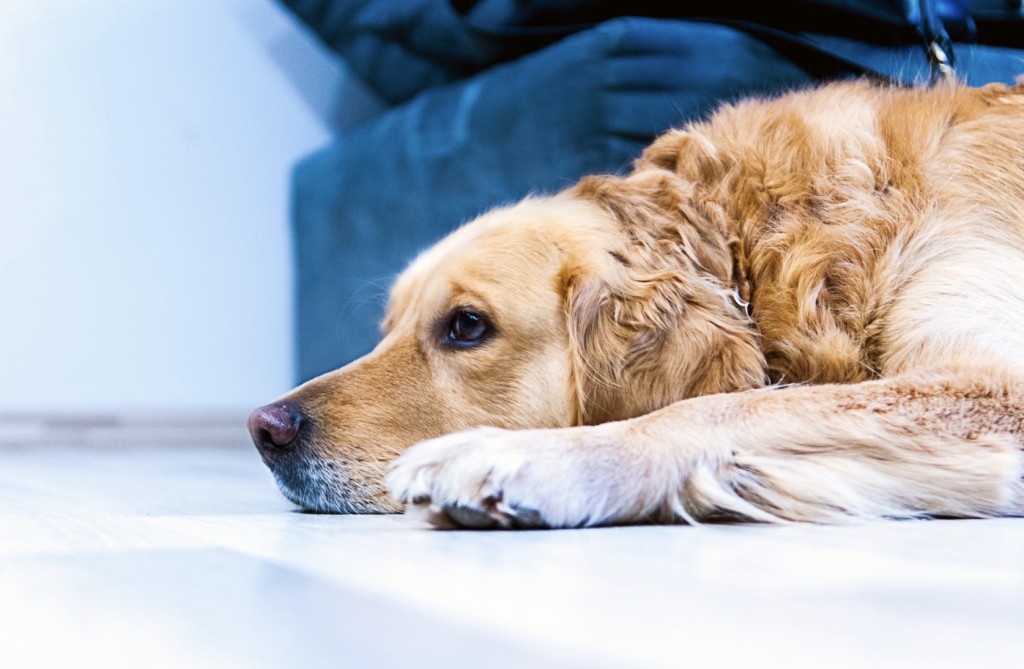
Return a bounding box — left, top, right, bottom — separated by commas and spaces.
2, 0, 1022, 424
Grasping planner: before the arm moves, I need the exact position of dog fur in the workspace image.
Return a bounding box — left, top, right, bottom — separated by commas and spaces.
263, 79, 1024, 528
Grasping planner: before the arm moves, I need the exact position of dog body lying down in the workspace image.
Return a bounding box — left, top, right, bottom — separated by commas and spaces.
250, 79, 1024, 528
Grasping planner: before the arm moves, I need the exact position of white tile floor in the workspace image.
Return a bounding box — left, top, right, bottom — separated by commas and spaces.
2, 427, 1023, 669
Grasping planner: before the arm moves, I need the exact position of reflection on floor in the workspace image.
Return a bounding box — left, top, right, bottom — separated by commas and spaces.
2, 425, 1023, 668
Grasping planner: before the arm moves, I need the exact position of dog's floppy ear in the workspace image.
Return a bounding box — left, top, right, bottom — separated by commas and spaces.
636, 129, 726, 184
565, 171, 766, 425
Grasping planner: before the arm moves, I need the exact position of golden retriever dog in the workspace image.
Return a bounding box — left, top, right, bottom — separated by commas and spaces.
249, 79, 1024, 529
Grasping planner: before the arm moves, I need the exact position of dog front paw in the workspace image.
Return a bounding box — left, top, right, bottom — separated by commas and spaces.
385, 427, 560, 529
386, 423, 662, 529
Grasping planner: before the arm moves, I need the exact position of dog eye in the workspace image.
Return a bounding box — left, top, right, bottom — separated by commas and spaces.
446, 310, 492, 346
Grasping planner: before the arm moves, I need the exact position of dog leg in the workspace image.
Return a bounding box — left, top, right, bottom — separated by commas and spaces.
387, 368, 1024, 528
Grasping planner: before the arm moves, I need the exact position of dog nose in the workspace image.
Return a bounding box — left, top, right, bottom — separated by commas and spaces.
248, 402, 305, 466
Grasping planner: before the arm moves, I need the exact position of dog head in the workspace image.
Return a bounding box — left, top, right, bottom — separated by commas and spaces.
249, 169, 766, 512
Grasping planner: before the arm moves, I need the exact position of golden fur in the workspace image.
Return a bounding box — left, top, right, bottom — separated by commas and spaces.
264, 79, 1024, 527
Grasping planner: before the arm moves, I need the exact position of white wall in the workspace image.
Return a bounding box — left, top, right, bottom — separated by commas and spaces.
0, 0, 370, 412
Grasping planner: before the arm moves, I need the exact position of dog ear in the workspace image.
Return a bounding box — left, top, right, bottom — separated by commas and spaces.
636, 129, 725, 184
565, 171, 766, 425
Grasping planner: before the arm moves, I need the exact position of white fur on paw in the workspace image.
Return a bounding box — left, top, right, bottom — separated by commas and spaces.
386, 425, 629, 529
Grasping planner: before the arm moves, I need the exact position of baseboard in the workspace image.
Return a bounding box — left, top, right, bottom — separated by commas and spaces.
0, 412, 251, 447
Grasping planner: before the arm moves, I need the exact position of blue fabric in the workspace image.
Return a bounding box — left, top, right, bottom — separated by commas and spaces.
285, 2, 1024, 381
278, 0, 985, 105
280, 0, 499, 103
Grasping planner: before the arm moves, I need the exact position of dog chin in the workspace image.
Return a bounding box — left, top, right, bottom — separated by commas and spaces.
271, 457, 385, 514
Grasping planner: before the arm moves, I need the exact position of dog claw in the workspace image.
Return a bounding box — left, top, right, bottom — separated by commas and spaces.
439, 501, 550, 530
445, 504, 500, 529
508, 505, 549, 529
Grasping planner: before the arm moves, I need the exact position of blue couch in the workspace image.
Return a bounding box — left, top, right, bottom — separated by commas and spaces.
282, 0, 1024, 381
